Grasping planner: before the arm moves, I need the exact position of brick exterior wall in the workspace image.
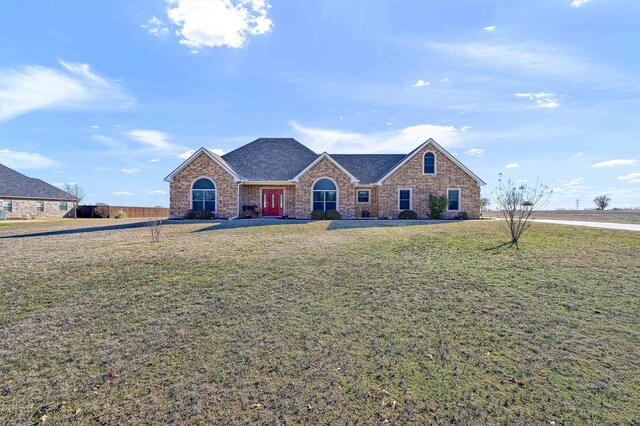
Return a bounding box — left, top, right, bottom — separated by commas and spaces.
169, 152, 239, 218
1, 198, 73, 219
354, 186, 378, 218
377, 144, 481, 219
294, 157, 356, 219
168, 143, 481, 220
239, 184, 296, 217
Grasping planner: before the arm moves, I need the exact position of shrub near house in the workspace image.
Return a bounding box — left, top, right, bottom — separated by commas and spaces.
164, 138, 484, 219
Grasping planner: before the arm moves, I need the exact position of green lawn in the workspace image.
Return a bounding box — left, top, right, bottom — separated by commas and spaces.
0, 219, 638, 424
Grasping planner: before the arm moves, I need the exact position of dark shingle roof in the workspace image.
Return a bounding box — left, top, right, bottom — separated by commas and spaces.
0, 163, 77, 200
221, 138, 319, 181
217, 138, 409, 183
329, 154, 407, 184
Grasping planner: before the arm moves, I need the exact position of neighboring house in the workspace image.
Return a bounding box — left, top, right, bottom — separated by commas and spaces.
165, 138, 485, 219
0, 163, 78, 219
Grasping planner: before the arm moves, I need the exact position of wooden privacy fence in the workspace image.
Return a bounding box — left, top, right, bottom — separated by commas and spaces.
78, 205, 170, 219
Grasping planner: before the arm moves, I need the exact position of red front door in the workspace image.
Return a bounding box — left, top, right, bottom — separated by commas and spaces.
262, 189, 284, 217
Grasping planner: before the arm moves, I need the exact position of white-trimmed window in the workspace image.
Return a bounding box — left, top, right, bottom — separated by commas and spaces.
423, 151, 436, 174
447, 189, 461, 211
192, 178, 216, 211
312, 178, 337, 211
59, 202, 68, 211
398, 188, 412, 210
2, 200, 12, 212
356, 189, 370, 203
36, 201, 44, 212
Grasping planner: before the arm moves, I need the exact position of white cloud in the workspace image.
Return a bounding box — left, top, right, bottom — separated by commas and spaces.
465, 148, 485, 156
561, 177, 583, 186
112, 191, 134, 196
178, 149, 196, 159
592, 159, 638, 168
571, 0, 589, 7
165, 0, 273, 51
505, 163, 520, 169
484, 26, 497, 31
515, 92, 559, 108
291, 121, 464, 154
551, 177, 596, 197
618, 172, 640, 184
177, 148, 224, 160
96, 129, 188, 158
0, 149, 57, 169
413, 80, 430, 87
0, 60, 133, 121
126, 129, 173, 151
427, 40, 608, 82
141, 17, 169, 37
574, 152, 583, 157
440, 77, 450, 83
148, 190, 166, 194
92, 134, 127, 150
461, 126, 471, 132
120, 167, 142, 174
90, 124, 99, 129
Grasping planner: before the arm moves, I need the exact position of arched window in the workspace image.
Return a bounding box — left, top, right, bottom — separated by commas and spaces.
312, 178, 337, 211
424, 152, 436, 174
192, 178, 216, 211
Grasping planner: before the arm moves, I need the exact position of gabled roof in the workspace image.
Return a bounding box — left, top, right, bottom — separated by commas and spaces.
164, 147, 240, 182
375, 139, 486, 186
291, 152, 360, 183
0, 163, 78, 201
330, 154, 406, 184
164, 137, 484, 186
222, 138, 319, 181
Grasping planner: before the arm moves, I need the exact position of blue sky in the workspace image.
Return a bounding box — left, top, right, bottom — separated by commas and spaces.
1, 0, 639, 208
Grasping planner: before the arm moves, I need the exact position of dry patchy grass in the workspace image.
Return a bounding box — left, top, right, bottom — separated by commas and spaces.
0, 219, 639, 424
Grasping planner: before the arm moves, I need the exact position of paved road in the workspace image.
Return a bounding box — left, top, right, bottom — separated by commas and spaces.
528, 218, 640, 232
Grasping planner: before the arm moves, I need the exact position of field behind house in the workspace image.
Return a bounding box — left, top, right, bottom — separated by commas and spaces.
0, 219, 639, 424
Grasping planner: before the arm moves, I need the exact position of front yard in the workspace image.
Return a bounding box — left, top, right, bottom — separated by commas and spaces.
0, 219, 638, 424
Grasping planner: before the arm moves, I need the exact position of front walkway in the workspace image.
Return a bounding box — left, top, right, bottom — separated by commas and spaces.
528, 218, 640, 232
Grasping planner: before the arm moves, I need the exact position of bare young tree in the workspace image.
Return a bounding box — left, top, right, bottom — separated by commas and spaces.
64, 183, 85, 219
146, 218, 163, 243
493, 174, 552, 249
593, 195, 610, 210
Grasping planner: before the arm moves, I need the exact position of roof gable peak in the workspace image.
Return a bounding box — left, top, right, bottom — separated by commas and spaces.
374, 138, 486, 186
164, 147, 240, 182
291, 152, 360, 183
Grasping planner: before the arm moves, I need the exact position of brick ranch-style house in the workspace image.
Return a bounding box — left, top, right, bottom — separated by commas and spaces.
164, 138, 485, 220
0, 163, 78, 219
